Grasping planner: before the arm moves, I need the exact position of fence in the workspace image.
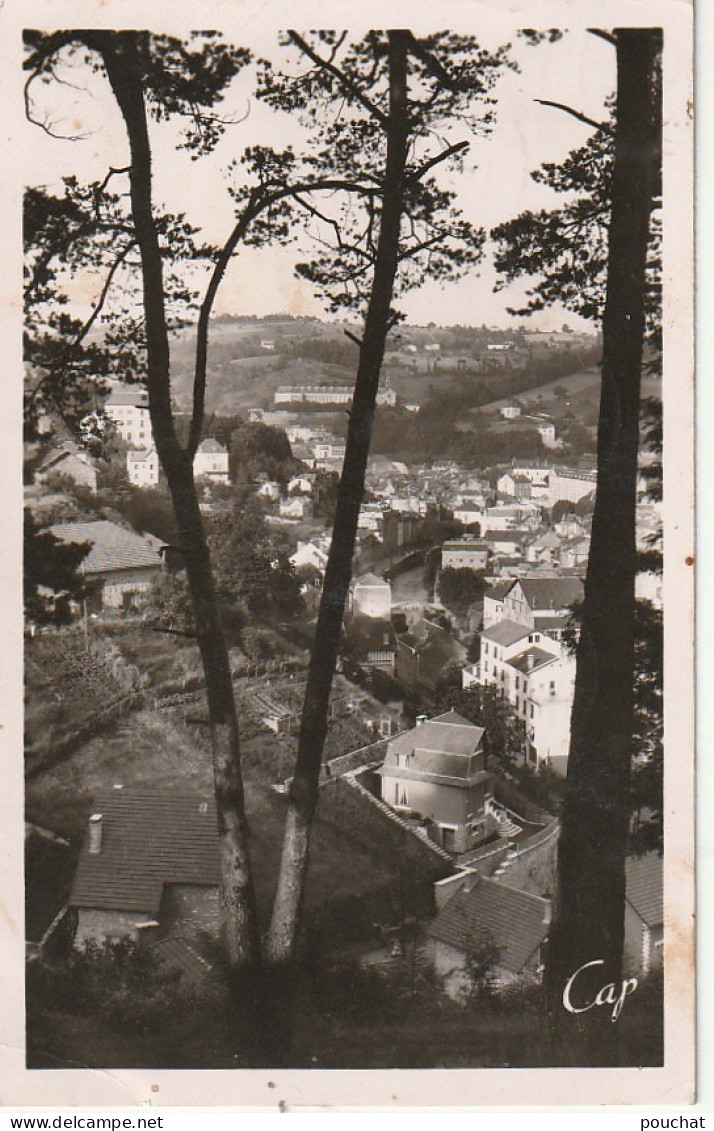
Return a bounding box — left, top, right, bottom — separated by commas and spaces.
26, 691, 145, 779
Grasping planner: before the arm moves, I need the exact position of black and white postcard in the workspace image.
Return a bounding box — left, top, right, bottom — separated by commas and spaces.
0, 0, 697, 1111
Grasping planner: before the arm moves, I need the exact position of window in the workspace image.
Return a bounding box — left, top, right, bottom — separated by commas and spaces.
515, 676, 520, 690
530, 704, 535, 719
550, 681, 556, 696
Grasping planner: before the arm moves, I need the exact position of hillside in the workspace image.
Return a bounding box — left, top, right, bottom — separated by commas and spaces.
166, 316, 602, 420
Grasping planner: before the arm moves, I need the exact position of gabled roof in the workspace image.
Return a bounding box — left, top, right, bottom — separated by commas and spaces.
380, 711, 487, 788
516, 577, 584, 611
71, 788, 220, 914
37, 441, 89, 471
625, 852, 663, 928
484, 580, 516, 603
481, 620, 531, 647
386, 710, 484, 759
127, 448, 157, 464
49, 521, 164, 575
427, 876, 551, 974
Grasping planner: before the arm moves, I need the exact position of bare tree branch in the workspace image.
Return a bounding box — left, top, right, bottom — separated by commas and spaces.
287, 31, 389, 126
408, 139, 470, 182
534, 98, 613, 134
26, 240, 135, 415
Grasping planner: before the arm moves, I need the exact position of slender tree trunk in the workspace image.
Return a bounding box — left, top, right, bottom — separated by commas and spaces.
96, 33, 260, 974
544, 28, 662, 1064
264, 30, 411, 967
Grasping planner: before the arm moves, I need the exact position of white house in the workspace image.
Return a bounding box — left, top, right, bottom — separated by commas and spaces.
290, 537, 331, 578
49, 520, 164, 610
463, 619, 575, 773
537, 421, 558, 447
279, 496, 313, 521
126, 448, 160, 488
256, 479, 281, 502
441, 536, 490, 572
500, 577, 583, 635
36, 442, 99, 492
548, 467, 597, 506
500, 403, 521, 420
104, 388, 152, 449
350, 572, 392, 620
193, 438, 229, 483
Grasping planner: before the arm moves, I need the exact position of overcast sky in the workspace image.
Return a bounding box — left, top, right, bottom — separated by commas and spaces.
24, 27, 615, 330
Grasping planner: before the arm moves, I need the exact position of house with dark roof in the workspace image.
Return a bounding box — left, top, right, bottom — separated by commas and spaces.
624, 852, 663, 975
70, 788, 221, 950
427, 873, 551, 994
49, 520, 164, 610
503, 576, 584, 635
378, 711, 494, 854
36, 442, 99, 492
395, 619, 468, 692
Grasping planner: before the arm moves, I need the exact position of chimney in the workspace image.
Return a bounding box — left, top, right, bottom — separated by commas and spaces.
416, 714, 428, 726
88, 813, 103, 855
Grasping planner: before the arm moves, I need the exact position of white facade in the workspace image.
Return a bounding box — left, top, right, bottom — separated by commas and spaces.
126, 448, 160, 488
351, 573, 392, 619
441, 538, 490, 571
274, 385, 352, 405
279, 496, 313, 520
464, 622, 575, 772
105, 390, 152, 449
290, 538, 330, 577
501, 404, 521, 419
538, 422, 558, 447
193, 439, 229, 482
548, 468, 597, 505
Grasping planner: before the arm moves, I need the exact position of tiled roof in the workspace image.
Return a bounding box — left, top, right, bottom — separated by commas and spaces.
427, 876, 551, 974
49, 521, 164, 575
37, 442, 92, 471
507, 647, 556, 675
71, 788, 220, 914
127, 449, 157, 464
517, 577, 584, 611
625, 852, 663, 928
482, 620, 532, 647
386, 711, 484, 760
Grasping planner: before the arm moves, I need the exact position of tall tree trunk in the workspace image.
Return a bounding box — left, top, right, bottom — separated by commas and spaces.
544, 28, 662, 1064
96, 33, 260, 974
264, 30, 411, 967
